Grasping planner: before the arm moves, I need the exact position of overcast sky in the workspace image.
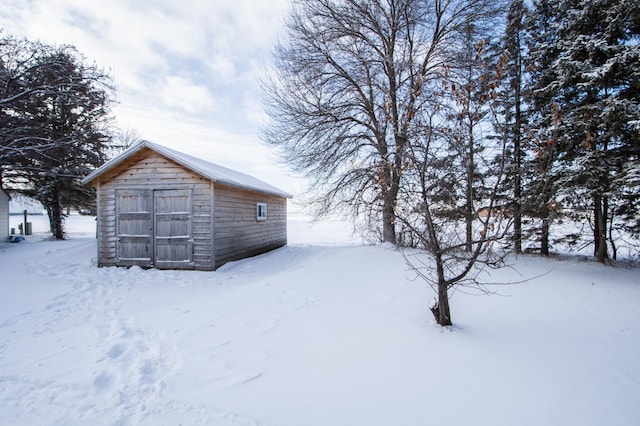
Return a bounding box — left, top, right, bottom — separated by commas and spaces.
0, 0, 302, 193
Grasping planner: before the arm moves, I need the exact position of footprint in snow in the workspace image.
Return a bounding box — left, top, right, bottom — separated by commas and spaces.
93, 372, 114, 393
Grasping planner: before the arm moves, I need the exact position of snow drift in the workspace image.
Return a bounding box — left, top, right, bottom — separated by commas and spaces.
0, 215, 638, 425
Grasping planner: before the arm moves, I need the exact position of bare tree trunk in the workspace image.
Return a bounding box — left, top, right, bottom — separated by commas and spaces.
382, 201, 397, 244
431, 283, 452, 326
381, 159, 399, 244
431, 256, 452, 326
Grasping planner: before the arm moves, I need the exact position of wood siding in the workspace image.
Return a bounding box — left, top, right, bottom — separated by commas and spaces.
92, 147, 288, 271
154, 189, 193, 269
96, 150, 214, 270
214, 184, 287, 268
115, 189, 153, 267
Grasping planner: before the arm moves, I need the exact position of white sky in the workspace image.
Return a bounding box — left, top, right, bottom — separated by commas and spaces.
0, 0, 303, 194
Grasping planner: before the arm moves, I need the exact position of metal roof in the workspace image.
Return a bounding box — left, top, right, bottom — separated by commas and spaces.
81, 140, 292, 198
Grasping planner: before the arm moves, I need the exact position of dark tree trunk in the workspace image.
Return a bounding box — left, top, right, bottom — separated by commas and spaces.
513, 200, 522, 252
382, 202, 397, 244
541, 216, 550, 255
46, 189, 65, 240
608, 210, 617, 260
430, 256, 452, 326
594, 197, 600, 256
513, 88, 522, 254
465, 206, 473, 252
594, 195, 609, 263
434, 283, 452, 326
382, 157, 400, 244
465, 199, 473, 252
465, 130, 474, 252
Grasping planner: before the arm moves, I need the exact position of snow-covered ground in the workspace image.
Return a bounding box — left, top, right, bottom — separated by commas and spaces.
1, 214, 639, 425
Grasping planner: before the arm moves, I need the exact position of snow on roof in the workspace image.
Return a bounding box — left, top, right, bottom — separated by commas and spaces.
82, 140, 292, 198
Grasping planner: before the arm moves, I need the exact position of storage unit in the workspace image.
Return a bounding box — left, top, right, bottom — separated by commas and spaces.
81, 141, 290, 270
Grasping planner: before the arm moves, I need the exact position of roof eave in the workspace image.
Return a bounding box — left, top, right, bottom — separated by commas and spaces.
213, 180, 293, 199
81, 140, 293, 199
139, 142, 293, 198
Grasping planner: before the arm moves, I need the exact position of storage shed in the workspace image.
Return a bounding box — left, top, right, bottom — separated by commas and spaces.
0, 188, 10, 241
81, 141, 291, 270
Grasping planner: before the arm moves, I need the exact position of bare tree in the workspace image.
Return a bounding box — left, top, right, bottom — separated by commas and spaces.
394, 7, 509, 326
262, 0, 512, 326
110, 127, 142, 158
262, 0, 498, 244
398, 101, 512, 325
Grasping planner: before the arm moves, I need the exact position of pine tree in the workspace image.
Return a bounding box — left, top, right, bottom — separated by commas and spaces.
502, 0, 528, 253
524, 0, 562, 255
445, 21, 498, 252
1, 38, 114, 239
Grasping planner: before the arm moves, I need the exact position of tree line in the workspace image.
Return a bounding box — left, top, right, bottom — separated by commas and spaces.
261, 0, 639, 325
0, 34, 127, 239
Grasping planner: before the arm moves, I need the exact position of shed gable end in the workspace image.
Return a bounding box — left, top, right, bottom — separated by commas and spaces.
95, 150, 214, 270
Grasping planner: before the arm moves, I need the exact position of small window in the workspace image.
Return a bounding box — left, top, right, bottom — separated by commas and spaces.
256, 202, 267, 221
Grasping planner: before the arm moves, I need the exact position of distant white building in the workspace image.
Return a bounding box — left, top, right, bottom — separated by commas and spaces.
0, 188, 10, 240
8, 195, 46, 215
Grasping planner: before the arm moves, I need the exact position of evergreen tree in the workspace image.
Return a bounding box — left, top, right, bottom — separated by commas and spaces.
526, 0, 640, 260
502, 0, 528, 253
524, 0, 564, 255
445, 21, 500, 252
1, 38, 114, 239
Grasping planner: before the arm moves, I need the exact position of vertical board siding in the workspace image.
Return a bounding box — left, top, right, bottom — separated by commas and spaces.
213, 184, 287, 268
115, 189, 153, 267
154, 189, 193, 269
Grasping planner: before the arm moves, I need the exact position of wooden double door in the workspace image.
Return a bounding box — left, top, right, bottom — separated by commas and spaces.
115, 189, 194, 269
